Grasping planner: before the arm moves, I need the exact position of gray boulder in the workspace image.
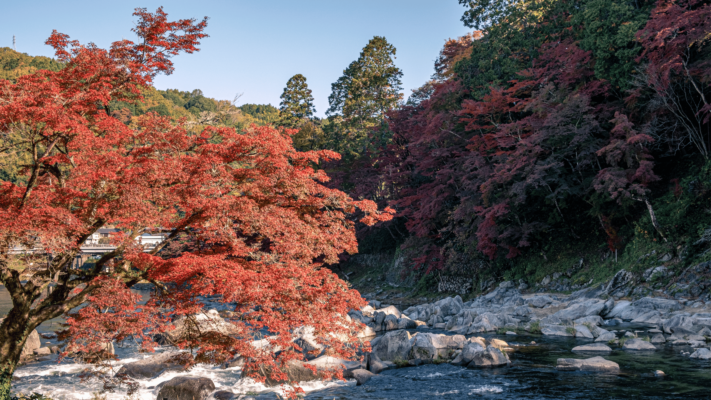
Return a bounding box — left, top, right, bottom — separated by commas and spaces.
552, 300, 605, 322
376, 305, 402, 319
603, 300, 631, 319
526, 296, 554, 308
631, 297, 683, 313
556, 356, 619, 373
156, 377, 215, 400
366, 352, 387, 374
344, 368, 374, 386
574, 316, 603, 327
663, 315, 696, 334
690, 348, 711, 359
397, 317, 417, 330
572, 343, 612, 353
372, 330, 412, 362
118, 352, 186, 379
574, 325, 594, 339
467, 345, 508, 368
542, 325, 574, 337
622, 339, 656, 351
20, 330, 41, 359
643, 266, 669, 282
383, 314, 399, 331
650, 334, 666, 344
630, 310, 663, 326
594, 330, 617, 342
605, 270, 635, 294
167, 310, 238, 342
451, 342, 485, 366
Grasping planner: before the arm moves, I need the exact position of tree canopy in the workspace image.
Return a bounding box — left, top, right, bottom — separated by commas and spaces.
0, 8, 392, 398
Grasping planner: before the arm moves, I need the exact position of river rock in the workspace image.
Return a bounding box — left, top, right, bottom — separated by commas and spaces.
366, 352, 387, 374
410, 333, 464, 360
118, 351, 187, 379
344, 368, 374, 385
630, 310, 663, 326
574, 325, 594, 339
33, 347, 51, 356
526, 295, 554, 308
650, 334, 666, 344
156, 377, 215, 400
690, 348, 711, 359
643, 266, 669, 282
663, 315, 696, 334
603, 300, 631, 319
383, 314, 399, 331
574, 316, 603, 327
213, 390, 237, 400
451, 342, 485, 366
631, 297, 683, 313
541, 325, 574, 337
622, 339, 656, 351
467, 345, 508, 368
20, 330, 41, 359
605, 270, 635, 294
167, 309, 238, 342
594, 330, 616, 342
377, 305, 402, 319
572, 343, 612, 353
556, 356, 619, 373
372, 330, 412, 362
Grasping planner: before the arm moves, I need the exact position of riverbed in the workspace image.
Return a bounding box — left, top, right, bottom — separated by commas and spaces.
10, 329, 711, 399
6, 287, 711, 399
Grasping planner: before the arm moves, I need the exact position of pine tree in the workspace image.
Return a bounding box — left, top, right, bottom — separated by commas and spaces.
279, 74, 315, 128
327, 36, 403, 158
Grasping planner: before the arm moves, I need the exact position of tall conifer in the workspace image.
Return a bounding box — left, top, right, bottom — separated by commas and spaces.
327, 36, 403, 157
279, 74, 315, 128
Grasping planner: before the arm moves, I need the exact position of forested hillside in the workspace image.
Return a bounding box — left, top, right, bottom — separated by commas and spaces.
0, 47, 280, 183
311, 0, 711, 296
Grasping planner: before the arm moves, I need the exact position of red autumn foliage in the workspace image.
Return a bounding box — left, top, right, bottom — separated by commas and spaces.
0, 8, 392, 397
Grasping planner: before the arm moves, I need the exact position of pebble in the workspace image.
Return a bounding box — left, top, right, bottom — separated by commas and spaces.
506, 331, 517, 335
654, 370, 665, 377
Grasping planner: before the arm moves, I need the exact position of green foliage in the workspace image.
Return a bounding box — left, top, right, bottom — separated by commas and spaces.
279, 74, 316, 128
0, 47, 62, 82
574, 0, 651, 92
529, 320, 542, 334
327, 36, 403, 159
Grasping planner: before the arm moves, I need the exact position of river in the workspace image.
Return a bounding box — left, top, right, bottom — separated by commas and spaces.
4, 288, 711, 399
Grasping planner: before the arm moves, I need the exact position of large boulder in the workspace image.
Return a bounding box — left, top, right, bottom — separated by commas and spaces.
371, 330, 412, 362
20, 330, 41, 359
383, 314, 399, 331
622, 339, 656, 351
690, 348, 711, 359
574, 325, 594, 339
572, 343, 612, 353
118, 352, 187, 379
603, 301, 631, 319
344, 368, 374, 386
541, 325, 574, 337
631, 297, 683, 313
167, 309, 238, 342
467, 345, 508, 368
410, 333, 465, 361
605, 270, 635, 294
376, 305, 402, 319
525, 296, 554, 308
594, 330, 617, 342
663, 315, 696, 334
435, 297, 463, 317
552, 300, 605, 322
556, 357, 619, 373
156, 377, 215, 400
451, 342, 485, 366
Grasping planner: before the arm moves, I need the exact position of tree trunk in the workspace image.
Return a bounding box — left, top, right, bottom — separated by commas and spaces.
644, 198, 668, 243
0, 302, 35, 400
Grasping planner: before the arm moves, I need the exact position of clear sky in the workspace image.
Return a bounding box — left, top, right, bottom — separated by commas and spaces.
1, 1, 471, 117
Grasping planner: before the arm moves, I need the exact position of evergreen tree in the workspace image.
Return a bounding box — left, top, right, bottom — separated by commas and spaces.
279, 74, 315, 128
327, 36, 403, 158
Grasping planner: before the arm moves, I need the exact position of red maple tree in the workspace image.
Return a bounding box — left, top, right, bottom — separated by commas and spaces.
0, 8, 392, 397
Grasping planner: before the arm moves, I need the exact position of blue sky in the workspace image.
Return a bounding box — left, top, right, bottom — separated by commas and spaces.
1, 1, 471, 117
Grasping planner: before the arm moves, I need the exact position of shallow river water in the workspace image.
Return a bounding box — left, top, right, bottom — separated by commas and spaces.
5, 287, 711, 399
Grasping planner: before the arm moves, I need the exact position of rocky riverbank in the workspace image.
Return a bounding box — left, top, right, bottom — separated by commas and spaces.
12, 270, 711, 399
